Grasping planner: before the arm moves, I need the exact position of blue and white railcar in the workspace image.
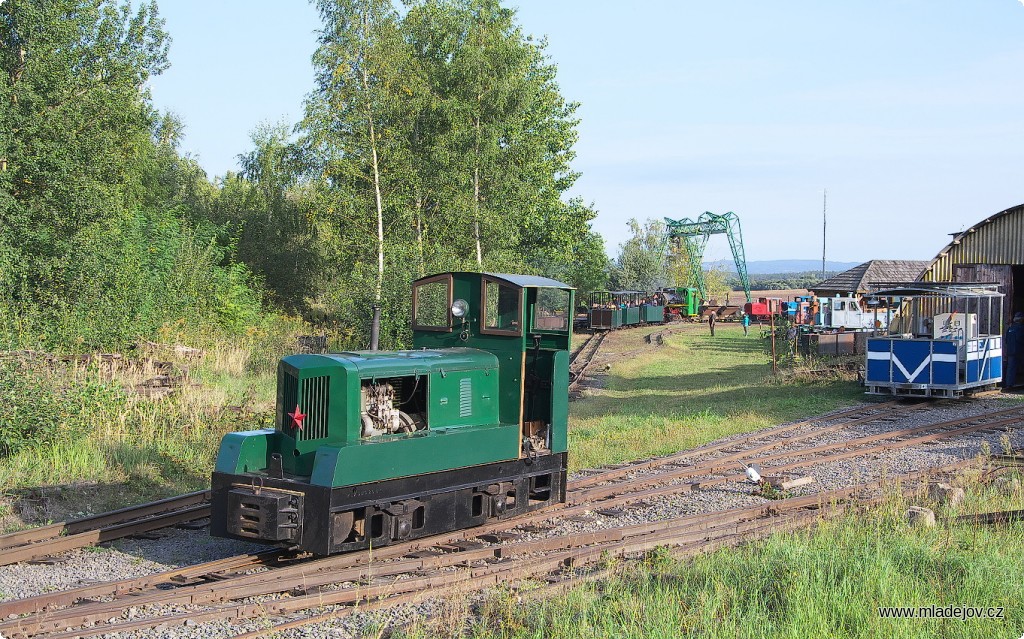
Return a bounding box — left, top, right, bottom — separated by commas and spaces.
865, 283, 1004, 398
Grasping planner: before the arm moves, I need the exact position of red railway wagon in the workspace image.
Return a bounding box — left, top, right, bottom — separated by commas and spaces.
743, 297, 782, 321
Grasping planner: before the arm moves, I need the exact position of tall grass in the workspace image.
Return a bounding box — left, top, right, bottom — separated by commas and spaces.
396, 475, 1024, 639
0, 319, 331, 524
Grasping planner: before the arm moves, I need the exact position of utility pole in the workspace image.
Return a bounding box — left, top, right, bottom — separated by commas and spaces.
821, 189, 827, 279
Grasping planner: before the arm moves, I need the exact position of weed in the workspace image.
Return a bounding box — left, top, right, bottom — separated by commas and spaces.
758, 482, 787, 500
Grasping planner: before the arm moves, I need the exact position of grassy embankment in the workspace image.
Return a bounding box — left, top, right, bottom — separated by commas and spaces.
394, 476, 1024, 639
569, 321, 865, 472
0, 321, 314, 528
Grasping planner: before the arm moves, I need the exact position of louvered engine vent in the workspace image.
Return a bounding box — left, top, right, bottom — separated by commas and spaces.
459, 377, 472, 417
298, 375, 330, 440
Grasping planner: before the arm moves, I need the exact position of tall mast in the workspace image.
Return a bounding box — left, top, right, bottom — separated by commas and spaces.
821, 189, 827, 279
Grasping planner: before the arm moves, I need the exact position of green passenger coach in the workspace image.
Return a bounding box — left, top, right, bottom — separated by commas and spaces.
210, 272, 573, 555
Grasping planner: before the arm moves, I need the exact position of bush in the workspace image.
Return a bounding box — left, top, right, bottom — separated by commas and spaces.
0, 360, 124, 457
0, 208, 268, 353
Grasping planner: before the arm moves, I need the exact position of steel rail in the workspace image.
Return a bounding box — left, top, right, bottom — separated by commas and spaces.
0, 490, 209, 555
0, 549, 284, 618
567, 332, 595, 366
570, 399, 908, 489
30, 458, 976, 639
573, 404, 1024, 502
568, 330, 606, 394
0, 503, 211, 567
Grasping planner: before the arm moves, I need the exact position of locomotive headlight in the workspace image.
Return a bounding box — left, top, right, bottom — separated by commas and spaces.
451, 298, 469, 318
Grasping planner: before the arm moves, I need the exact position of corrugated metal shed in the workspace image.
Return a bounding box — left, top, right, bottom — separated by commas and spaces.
919, 203, 1024, 282
919, 202, 1024, 328
811, 260, 930, 296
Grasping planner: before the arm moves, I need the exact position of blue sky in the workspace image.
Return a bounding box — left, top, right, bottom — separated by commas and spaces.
147, 1, 1024, 263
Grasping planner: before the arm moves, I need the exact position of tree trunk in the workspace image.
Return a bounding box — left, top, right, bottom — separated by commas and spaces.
415, 195, 424, 277
370, 123, 384, 305
360, 14, 385, 307
474, 166, 482, 266
473, 112, 484, 266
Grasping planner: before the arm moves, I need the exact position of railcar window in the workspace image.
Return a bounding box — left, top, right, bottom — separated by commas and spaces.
413, 276, 451, 330
533, 288, 570, 332
482, 279, 521, 334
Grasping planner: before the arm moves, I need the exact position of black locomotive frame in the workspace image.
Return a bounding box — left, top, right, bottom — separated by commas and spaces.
210, 452, 568, 555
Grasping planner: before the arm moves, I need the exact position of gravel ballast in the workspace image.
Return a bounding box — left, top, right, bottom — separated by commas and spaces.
1, 395, 1022, 638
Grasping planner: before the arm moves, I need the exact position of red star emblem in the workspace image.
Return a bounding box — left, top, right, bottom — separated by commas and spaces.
287, 404, 307, 430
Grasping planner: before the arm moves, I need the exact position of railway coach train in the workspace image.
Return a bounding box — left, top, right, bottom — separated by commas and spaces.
210, 272, 573, 554
577, 290, 666, 331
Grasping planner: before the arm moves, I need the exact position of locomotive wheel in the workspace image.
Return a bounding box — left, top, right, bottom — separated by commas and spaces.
333, 510, 355, 542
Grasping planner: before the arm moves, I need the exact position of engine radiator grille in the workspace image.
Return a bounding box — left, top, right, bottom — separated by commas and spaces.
280, 371, 298, 431
279, 372, 330, 441
299, 375, 330, 441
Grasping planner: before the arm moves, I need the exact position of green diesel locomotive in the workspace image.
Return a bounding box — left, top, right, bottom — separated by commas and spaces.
210, 272, 573, 554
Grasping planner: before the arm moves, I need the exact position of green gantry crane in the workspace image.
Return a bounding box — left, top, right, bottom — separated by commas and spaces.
664, 211, 752, 304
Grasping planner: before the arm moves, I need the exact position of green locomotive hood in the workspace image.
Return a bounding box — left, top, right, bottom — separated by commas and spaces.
283, 347, 499, 378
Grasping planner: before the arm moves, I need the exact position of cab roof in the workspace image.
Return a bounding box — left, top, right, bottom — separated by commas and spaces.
413, 272, 573, 290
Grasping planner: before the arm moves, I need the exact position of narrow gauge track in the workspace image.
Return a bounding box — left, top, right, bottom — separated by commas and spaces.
230, 458, 984, 639
0, 401, 891, 568
2, 402, 1020, 639
0, 491, 210, 567
568, 330, 606, 395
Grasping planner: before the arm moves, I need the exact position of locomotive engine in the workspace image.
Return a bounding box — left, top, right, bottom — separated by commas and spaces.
210, 272, 573, 554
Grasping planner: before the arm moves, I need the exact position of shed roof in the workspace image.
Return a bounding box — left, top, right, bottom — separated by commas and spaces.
869, 282, 1004, 299
920, 202, 1024, 282
811, 260, 930, 296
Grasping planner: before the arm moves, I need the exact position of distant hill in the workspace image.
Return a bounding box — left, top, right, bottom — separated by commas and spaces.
703, 259, 860, 274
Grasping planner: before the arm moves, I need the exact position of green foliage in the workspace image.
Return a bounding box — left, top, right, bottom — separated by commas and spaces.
0, 0, 169, 254
610, 218, 668, 292
288, 0, 595, 348
702, 265, 731, 303
737, 270, 840, 291
0, 205, 265, 351
0, 361, 121, 456
0, 1, 269, 353
1, 0, 598, 356
538, 226, 609, 298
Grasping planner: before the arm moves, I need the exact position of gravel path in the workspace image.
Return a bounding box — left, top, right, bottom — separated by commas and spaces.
1, 394, 1022, 639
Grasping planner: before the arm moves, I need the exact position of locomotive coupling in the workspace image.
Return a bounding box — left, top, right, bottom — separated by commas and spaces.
226, 485, 304, 543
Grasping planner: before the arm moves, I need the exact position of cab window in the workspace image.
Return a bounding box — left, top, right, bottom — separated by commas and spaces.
413, 275, 452, 331
533, 287, 570, 332
481, 278, 521, 335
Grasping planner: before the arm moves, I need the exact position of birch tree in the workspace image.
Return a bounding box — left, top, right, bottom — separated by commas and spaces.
405, 0, 583, 268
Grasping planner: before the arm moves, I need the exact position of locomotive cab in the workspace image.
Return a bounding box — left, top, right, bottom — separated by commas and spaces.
410, 273, 572, 460
210, 272, 573, 555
